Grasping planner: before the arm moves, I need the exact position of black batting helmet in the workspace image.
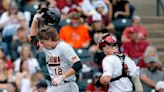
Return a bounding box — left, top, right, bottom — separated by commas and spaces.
38, 7, 61, 26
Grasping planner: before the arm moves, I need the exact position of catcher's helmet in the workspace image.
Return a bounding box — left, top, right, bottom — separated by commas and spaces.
38, 7, 61, 26
98, 34, 119, 49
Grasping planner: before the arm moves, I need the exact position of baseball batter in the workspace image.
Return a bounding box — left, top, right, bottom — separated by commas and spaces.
98, 34, 143, 92
30, 8, 82, 92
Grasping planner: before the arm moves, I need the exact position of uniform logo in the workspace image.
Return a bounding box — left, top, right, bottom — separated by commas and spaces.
47, 56, 63, 75
47, 56, 61, 66
71, 56, 79, 63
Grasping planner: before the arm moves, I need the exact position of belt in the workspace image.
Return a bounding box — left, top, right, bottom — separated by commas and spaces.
63, 80, 71, 83
52, 80, 73, 86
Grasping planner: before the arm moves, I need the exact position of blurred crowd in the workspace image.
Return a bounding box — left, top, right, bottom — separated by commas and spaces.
0, 0, 163, 92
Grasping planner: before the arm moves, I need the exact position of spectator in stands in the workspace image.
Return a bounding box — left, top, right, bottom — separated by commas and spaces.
56, 0, 98, 17
91, 0, 109, 15
88, 13, 108, 54
121, 15, 148, 42
0, 40, 10, 58
55, 0, 82, 10
35, 80, 48, 92
0, 59, 13, 90
121, 28, 149, 64
88, 0, 112, 27
136, 45, 163, 69
0, 0, 7, 15
110, 0, 130, 20
36, 51, 51, 81
86, 72, 107, 92
0, 1, 27, 36
0, 1, 27, 51
109, 0, 132, 41
15, 60, 32, 92
0, 48, 13, 71
139, 46, 162, 69
14, 43, 40, 74
18, 0, 40, 15
59, 12, 91, 49
10, 26, 36, 61
140, 56, 164, 92
77, 0, 97, 17
31, 71, 49, 92
6, 82, 18, 92
128, 0, 135, 19
57, 8, 77, 32
31, 71, 46, 87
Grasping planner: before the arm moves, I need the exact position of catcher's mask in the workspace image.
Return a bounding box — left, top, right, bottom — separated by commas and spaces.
98, 34, 119, 50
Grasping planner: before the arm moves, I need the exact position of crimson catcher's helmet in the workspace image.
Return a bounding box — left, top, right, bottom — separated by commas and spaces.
98, 34, 119, 49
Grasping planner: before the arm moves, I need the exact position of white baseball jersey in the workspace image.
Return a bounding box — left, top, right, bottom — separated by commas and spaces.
102, 54, 140, 92
42, 41, 80, 84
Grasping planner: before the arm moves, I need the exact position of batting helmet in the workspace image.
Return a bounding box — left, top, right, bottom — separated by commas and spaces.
98, 34, 119, 49
38, 7, 61, 26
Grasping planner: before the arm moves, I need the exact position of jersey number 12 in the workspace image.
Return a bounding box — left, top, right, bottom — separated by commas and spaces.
54, 68, 62, 75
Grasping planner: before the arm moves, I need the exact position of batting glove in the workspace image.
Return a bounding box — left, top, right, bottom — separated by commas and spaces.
52, 75, 65, 86
33, 13, 44, 22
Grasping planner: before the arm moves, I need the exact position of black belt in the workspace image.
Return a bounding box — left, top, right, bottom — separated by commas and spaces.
51, 80, 74, 86
63, 80, 71, 83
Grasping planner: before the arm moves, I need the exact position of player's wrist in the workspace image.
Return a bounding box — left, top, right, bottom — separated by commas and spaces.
62, 74, 66, 80
33, 13, 44, 22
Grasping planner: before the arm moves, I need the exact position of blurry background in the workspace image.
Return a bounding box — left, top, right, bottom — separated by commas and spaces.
0, 0, 164, 92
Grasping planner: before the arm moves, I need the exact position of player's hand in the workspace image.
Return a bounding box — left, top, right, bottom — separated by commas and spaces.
52, 75, 64, 86
104, 0, 111, 5
33, 13, 44, 22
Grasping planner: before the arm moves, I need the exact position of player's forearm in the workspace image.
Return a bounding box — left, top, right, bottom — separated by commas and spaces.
63, 61, 82, 79
63, 68, 76, 79
133, 75, 143, 92
30, 20, 39, 36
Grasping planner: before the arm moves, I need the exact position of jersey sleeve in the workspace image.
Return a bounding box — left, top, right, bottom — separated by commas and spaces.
102, 57, 114, 77
125, 56, 140, 77
61, 44, 80, 64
